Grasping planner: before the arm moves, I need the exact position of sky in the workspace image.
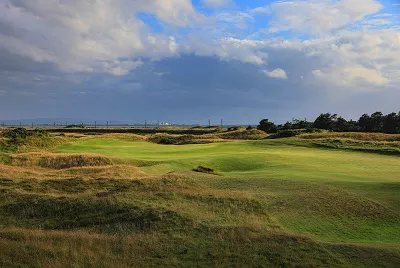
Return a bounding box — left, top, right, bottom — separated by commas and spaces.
0, 0, 399, 125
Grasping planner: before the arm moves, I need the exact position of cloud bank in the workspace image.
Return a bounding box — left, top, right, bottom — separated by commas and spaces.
0, 0, 399, 122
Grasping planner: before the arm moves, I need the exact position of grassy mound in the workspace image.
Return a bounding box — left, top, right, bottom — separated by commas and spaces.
309, 138, 400, 155
4, 153, 113, 169
213, 129, 268, 140
294, 132, 400, 155
1, 195, 191, 232
300, 131, 400, 141
148, 134, 216, 145
0, 132, 69, 153
38, 154, 113, 169
268, 128, 322, 139
147, 129, 268, 145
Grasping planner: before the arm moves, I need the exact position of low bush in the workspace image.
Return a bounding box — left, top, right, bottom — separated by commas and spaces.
65, 124, 86, 129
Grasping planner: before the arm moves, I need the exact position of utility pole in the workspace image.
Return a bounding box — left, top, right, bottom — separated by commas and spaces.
95, 121, 97, 129
220, 119, 223, 129
208, 119, 211, 128
107, 121, 109, 128
145, 120, 147, 128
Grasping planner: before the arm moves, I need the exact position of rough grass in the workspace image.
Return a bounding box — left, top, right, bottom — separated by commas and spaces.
147, 129, 267, 145
2, 228, 400, 268
300, 132, 400, 141
1, 174, 400, 267
2, 153, 113, 169
147, 133, 218, 145
296, 132, 400, 155
211, 129, 268, 140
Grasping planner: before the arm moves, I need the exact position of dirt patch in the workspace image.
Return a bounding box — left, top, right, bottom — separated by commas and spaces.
192, 166, 220, 175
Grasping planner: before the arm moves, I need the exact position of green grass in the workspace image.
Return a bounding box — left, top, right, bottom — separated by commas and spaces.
1, 136, 399, 267
58, 138, 400, 182
56, 138, 400, 243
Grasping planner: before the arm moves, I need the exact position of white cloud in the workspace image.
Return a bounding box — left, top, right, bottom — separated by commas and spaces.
268, 0, 382, 35
183, 37, 269, 65
0, 0, 201, 75
202, 0, 229, 8
216, 11, 254, 29
250, 7, 270, 14
267, 27, 400, 89
263, 68, 288, 79
312, 65, 389, 89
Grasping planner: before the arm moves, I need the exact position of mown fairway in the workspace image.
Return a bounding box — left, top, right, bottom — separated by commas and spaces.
1, 136, 400, 267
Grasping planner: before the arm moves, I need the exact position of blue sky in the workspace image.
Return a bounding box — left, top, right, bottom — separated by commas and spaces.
0, 0, 399, 124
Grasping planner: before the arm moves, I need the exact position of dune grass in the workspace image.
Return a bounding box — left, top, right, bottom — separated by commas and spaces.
0, 135, 399, 267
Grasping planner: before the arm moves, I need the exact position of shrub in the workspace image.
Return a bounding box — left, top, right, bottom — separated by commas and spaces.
65, 124, 86, 129
257, 119, 278, 133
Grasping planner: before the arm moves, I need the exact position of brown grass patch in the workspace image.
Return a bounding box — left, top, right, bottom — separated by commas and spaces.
210, 129, 268, 140
0, 162, 146, 180
61, 165, 145, 178
99, 133, 146, 140
6, 153, 113, 169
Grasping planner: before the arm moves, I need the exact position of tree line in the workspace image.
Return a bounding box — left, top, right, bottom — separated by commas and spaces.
258, 112, 400, 134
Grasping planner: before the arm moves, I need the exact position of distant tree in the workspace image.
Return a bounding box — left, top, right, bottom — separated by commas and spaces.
370, 112, 384, 132
358, 114, 372, 132
258, 111, 400, 135
257, 119, 278, 133
282, 121, 293, 130
281, 118, 312, 130
346, 120, 360, 132
313, 113, 337, 130
383, 112, 400, 134
246, 125, 253, 130
358, 112, 385, 132
292, 118, 313, 129
333, 117, 348, 132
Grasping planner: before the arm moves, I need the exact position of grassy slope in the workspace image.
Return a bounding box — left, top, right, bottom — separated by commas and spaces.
58, 139, 400, 243
1, 137, 400, 267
